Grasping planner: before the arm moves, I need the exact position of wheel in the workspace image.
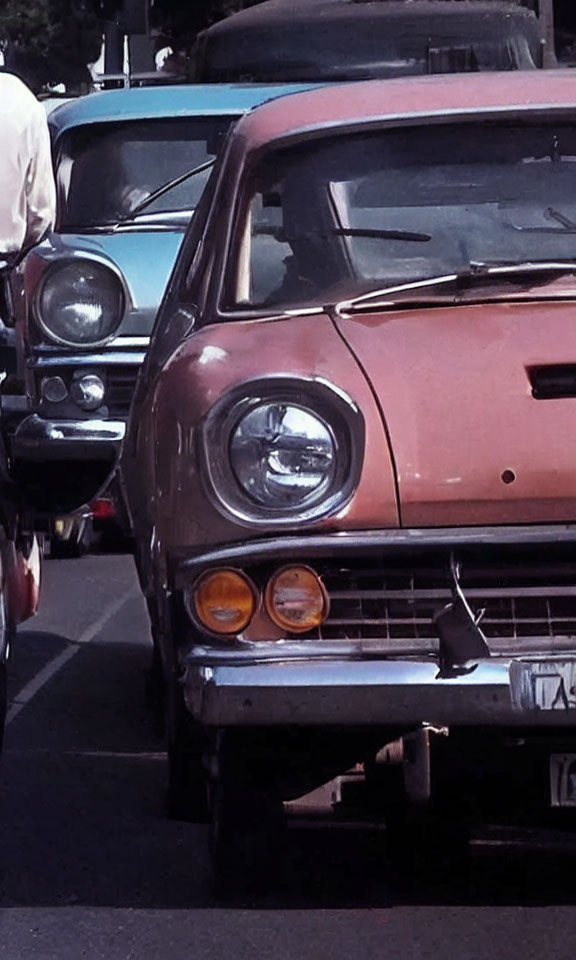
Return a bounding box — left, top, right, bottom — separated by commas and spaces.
164, 673, 209, 823
48, 517, 93, 558
382, 731, 471, 894
144, 591, 210, 823
385, 799, 470, 891
0, 661, 6, 753
0, 575, 10, 753
145, 641, 165, 738
209, 729, 286, 897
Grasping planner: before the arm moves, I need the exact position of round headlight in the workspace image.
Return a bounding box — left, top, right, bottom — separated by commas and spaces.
202, 378, 365, 525
230, 403, 336, 509
70, 374, 106, 411
265, 566, 329, 633
190, 568, 257, 635
37, 261, 125, 346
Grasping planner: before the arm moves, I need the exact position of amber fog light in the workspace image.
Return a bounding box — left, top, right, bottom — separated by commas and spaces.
191, 569, 257, 635
265, 566, 329, 633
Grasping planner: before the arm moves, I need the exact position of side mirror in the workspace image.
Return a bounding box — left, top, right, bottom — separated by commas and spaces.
0, 269, 15, 329
172, 304, 197, 340
0, 327, 17, 376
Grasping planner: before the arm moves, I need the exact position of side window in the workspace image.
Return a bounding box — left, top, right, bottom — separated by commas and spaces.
236, 190, 291, 305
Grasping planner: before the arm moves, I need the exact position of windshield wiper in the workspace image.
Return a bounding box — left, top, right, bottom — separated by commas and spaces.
254, 226, 431, 242
115, 158, 216, 225
332, 227, 431, 242
333, 260, 576, 315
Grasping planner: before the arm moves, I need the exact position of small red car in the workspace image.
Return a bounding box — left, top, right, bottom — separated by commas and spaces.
120, 71, 576, 887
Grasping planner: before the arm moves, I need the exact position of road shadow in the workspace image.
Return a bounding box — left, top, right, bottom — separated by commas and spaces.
2, 634, 576, 910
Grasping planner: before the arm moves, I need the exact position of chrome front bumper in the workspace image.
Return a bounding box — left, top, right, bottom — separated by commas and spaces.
12, 414, 126, 461
183, 656, 576, 728
179, 527, 576, 729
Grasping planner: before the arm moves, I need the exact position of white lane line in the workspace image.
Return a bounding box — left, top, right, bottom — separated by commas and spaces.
6, 586, 138, 726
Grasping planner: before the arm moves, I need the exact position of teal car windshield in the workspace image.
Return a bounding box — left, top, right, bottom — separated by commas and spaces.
58, 116, 233, 229
226, 120, 576, 310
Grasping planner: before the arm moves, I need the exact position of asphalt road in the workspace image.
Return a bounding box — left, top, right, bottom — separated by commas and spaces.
2, 554, 576, 959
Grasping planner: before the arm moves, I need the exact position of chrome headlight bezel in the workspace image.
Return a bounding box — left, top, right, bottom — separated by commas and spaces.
34, 256, 127, 348
201, 377, 365, 527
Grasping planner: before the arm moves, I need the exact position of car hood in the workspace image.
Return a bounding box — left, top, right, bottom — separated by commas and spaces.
335, 299, 576, 527
31, 230, 186, 337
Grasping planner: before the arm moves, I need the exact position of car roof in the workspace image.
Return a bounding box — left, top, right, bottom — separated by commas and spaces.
232, 71, 576, 154
202, 0, 537, 33
195, 0, 541, 83
47, 83, 322, 138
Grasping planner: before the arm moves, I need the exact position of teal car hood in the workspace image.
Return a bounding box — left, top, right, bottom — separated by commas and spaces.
33, 230, 186, 337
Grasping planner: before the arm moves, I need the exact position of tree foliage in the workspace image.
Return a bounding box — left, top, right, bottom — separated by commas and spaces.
0, 0, 102, 89
153, 0, 263, 43
0, 0, 262, 88
1, 0, 101, 57
0, 0, 54, 58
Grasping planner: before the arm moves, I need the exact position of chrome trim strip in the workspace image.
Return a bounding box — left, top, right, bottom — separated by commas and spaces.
29, 352, 146, 368
182, 657, 576, 727
175, 524, 576, 582
34, 336, 150, 352
15, 415, 126, 442
13, 414, 125, 460
186, 634, 576, 666
107, 336, 150, 348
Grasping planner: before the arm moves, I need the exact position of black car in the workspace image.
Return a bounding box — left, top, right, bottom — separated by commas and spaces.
192, 0, 545, 83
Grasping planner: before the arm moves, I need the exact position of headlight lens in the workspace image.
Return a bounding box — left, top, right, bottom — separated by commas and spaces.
230, 403, 335, 508
190, 569, 257, 635
70, 374, 106, 411
202, 378, 365, 525
38, 262, 124, 345
265, 566, 329, 633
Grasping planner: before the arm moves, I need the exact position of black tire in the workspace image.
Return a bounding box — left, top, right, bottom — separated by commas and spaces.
49, 520, 93, 559
144, 593, 209, 823
385, 800, 470, 895
145, 642, 165, 739
164, 675, 209, 823
209, 729, 286, 898
0, 571, 10, 753
0, 661, 6, 754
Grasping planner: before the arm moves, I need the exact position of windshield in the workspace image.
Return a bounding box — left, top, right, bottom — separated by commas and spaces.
225, 120, 576, 311
57, 116, 234, 229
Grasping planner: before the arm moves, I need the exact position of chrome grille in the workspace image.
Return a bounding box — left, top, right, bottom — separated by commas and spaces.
106, 367, 139, 417
309, 553, 576, 656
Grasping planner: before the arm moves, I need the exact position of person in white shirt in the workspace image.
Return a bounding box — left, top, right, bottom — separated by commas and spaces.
0, 72, 56, 260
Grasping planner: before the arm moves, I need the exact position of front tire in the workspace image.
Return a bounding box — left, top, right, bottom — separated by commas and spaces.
0, 661, 6, 753
164, 671, 209, 823
209, 729, 286, 897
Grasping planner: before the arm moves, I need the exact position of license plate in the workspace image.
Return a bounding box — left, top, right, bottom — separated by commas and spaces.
550, 754, 576, 807
509, 659, 576, 712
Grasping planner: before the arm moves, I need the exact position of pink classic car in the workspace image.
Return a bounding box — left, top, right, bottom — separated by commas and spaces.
121, 71, 576, 887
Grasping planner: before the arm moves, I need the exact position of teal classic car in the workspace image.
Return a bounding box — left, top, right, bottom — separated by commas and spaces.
7, 83, 316, 515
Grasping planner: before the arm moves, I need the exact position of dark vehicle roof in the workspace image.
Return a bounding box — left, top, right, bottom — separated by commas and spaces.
193, 0, 544, 82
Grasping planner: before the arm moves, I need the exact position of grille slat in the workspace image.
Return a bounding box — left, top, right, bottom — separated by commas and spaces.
329, 586, 576, 600
310, 550, 576, 656
106, 367, 139, 417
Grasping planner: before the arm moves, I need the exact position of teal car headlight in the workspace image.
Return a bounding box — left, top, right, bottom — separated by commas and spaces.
37, 261, 125, 347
